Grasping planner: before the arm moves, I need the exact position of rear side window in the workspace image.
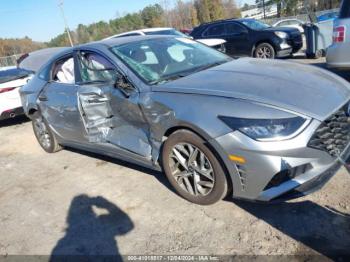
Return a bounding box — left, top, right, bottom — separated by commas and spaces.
339, 0, 350, 18
205, 24, 225, 36
226, 23, 247, 35
52, 55, 75, 84
116, 33, 141, 37
145, 29, 186, 37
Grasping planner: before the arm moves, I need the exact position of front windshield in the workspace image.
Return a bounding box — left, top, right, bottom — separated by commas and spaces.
111, 37, 231, 84
241, 20, 271, 30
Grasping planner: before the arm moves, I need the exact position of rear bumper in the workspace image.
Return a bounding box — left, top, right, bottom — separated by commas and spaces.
326, 43, 350, 69
0, 107, 24, 120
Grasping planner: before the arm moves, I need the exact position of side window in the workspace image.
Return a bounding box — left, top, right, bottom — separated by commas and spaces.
279, 21, 288, 26
226, 23, 247, 35
78, 51, 116, 83
205, 24, 225, 37
116, 33, 141, 38
52, 55, 75, 84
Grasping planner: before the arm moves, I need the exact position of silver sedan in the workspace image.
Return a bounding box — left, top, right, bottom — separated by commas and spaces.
20, 35, 350, 205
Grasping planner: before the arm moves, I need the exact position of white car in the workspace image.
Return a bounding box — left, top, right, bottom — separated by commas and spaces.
0, 47, 67, 121
0, 68, 32, 120
104, 27, 226, 52
273, 19, 305, 34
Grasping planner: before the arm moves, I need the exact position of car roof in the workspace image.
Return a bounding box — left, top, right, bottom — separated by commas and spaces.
19, 47, 69, 72
197, 18, 253, 27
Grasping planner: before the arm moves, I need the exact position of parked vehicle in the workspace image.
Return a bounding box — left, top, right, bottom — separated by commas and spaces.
317, 11, 338, 22
180, 28, 192, 35
20, 36, 350, 205
105, 27, 226, 53
0, 47, 67, 121
273, 19, 305, 34
191, 18, 303, 59
0, 68, 33, 120
327, 1, 350, 69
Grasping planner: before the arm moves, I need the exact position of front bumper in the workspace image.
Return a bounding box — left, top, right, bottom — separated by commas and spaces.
275, 41, 293, 58
211, 119, 348, 202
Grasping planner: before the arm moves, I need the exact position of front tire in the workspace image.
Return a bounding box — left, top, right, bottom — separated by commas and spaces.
254, 43, 275, 59
162, 130, 228, 205
32, 112, 62, 153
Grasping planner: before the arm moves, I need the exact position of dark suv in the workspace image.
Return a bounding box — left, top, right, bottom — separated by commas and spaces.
191, 18, 303, 59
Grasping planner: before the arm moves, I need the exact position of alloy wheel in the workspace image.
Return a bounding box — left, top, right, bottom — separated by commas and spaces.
256, 46, 272, 59
169, 143, 215, 196
33, 117, 51, 149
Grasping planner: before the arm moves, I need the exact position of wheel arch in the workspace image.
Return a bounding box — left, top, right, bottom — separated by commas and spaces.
161, 123, 233, 194
27, 106, 39, 119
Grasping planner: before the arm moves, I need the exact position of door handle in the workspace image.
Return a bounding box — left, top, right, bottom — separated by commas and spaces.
38, 95, 48, 101
87, 97, 108, 103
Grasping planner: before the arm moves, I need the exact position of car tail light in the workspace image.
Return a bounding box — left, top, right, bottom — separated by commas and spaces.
0, 87, 16, 93
333, 25, 346, 43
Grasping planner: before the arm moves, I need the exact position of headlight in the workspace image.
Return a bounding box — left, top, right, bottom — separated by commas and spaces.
218, 116, 309, 141
275, 31, 288, 39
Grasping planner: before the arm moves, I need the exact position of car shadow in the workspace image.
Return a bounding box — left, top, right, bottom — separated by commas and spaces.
0, 115, 29, 128
65, 147, 176, 195
233, 199, 350, 259
50, 194, 133, 261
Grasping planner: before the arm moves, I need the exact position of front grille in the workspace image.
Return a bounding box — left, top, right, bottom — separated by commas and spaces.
308, 106, 350, 157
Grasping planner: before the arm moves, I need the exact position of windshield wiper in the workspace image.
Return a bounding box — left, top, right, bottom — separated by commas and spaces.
150, 73, 188, 85
192, 61, 224, 73
150, 61, 226, 85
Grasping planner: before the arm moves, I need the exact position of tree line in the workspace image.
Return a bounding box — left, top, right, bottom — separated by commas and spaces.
253, 0, 341, 17
0, 37, 45, 58
48, 0, 241, 47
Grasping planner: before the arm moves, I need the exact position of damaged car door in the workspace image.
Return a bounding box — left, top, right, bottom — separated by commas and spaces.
76, 50, 153, 159
37, 53, 87, 142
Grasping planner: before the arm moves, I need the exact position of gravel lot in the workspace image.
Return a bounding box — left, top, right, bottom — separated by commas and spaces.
1, 57, 350, 260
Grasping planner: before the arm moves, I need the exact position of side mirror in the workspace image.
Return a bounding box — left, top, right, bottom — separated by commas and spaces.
114, 72, 134, 98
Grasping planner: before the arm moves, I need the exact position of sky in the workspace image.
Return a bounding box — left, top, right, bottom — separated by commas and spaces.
0, 0, 255, 42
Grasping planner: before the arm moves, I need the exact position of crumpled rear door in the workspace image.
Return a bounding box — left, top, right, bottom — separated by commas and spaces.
77, 84, 152, 158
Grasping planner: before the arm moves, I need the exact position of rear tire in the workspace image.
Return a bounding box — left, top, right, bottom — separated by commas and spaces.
254, 43, 276, 59
162, 130, 228, 205
32, 112, 62, 153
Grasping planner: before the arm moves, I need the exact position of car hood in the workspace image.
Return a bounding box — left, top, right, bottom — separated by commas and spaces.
153, 58, 350, 121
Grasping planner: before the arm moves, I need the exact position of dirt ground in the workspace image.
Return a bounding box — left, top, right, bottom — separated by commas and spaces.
0, 57, 350, 260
